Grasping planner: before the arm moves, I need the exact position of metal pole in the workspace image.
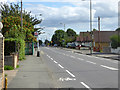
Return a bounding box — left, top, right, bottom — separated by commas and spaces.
64, 24, 65, 31
21, 0, 23, 31
90, 0, 92, 54
98, 16, 100, 50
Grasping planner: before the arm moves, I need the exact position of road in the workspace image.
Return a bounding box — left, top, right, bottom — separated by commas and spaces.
40, 47, 119, 89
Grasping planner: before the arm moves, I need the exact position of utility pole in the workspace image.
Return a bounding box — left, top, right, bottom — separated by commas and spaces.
98, 16, 100, 51
60, 23, 66, 31
90, 0, 92, 54
21, 0, 23, 31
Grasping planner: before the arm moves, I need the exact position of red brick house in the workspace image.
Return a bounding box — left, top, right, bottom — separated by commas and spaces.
76, 31, 118, 52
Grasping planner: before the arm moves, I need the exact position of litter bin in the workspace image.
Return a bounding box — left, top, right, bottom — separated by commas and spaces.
37, 50, 40, 57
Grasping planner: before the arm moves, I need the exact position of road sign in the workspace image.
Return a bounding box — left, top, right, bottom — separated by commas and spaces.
34, 32, 38, 36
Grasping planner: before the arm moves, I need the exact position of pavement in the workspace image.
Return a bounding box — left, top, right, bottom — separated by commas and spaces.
6, 52, 58, 88
60, 47, 120, 61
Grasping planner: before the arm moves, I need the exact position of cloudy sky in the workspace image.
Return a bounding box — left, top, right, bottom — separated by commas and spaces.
0, 0, 119, 41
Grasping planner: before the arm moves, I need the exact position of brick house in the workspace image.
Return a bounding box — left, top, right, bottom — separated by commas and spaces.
76, 31, 118, 52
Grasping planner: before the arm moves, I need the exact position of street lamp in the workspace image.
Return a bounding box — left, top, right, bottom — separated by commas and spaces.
60, 23, 66, 31
82, 0, 93, 54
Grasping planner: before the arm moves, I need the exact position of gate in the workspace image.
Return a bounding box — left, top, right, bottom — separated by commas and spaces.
25, 42, 34, 55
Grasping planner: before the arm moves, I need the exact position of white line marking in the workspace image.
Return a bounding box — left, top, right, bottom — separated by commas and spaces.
51, 58, 53, 60
58, 64, 64, 69
100, 65, 118, 71
70, 56, 75, 58
77, 58, 84, 61
81, 82, 92, 90
66, 70, 75, 77
48, 56, 51, 58
54, 61, 58, 63
86, 61, 96, 64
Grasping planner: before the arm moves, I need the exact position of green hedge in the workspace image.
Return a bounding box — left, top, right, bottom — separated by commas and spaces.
5, 38, 25, 60
4, 65, 14, 70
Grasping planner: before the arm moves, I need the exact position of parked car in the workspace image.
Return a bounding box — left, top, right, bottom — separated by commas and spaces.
54, 44, 58, 47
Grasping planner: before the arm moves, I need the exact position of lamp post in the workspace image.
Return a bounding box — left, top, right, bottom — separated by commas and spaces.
82, 0, 93, 54
60, 23, 66, 31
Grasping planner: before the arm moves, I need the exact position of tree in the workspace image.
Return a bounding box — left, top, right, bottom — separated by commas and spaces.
51, 30, 68, 46
110, 35, 120, 48
116, 28, 120, 31
39, 40, 43, 46
66, 28, 77, 43
44, 39, 49, 46
0, 3, 42, 34
93, 28, 98, 31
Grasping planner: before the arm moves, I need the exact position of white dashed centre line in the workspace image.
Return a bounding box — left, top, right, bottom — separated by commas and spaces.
86, 61, 96, 64
100, 65, 118, 71
54, 61, 58, 64
77, 58, 84, 61
66, 70, 75, 77
58, 64, 64, 69
80, 82, 92, 90
51, 58, 53, 60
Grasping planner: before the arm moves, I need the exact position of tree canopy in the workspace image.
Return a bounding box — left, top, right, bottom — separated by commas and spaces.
0, 3, 41, 42
51, 28, 77, 46
66, 28, 77, 43
51, 30, 68, 46
110, 35, 120, 48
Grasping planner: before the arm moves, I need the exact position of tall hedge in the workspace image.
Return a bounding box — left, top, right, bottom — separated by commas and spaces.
5, 38, 25, 60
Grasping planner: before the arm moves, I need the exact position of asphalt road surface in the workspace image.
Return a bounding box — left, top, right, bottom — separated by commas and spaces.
40, 47, 119, 89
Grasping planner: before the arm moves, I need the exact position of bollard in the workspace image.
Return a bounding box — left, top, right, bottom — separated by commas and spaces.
5, 78, 7, 90
37, 51, 40, 57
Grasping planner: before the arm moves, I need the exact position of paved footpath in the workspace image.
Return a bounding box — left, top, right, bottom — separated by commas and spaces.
8, 55, 58, 88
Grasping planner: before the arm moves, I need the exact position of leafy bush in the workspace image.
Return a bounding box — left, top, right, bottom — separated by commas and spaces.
110, 35, 120, 49
4, 65, 14, 70
5, 38, 25, 60
16, 65, 19, 68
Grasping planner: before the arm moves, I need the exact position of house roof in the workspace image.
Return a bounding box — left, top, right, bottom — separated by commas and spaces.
76, 32, 92, 42
93, 31, 117, 43
76, 31, 118, 43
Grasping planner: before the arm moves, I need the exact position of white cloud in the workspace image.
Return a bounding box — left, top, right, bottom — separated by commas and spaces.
0, 0, 119, 40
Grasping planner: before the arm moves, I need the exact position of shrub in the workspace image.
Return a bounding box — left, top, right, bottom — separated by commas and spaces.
5, 38, 25, 60
16, 65, 19, 68
4, 65, 14, 70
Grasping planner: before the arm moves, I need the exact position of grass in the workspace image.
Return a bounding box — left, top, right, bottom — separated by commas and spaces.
5, 74, 8, 77
16, 65, 19, 68
4, 65, 14, 70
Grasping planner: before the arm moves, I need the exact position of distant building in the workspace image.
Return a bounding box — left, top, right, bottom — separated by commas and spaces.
76, 31, 118, 52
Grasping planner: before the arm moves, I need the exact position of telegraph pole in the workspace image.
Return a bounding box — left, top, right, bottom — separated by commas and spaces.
21, 0, 23, 31
90, 0, 92, 54
98, 16, 100, 51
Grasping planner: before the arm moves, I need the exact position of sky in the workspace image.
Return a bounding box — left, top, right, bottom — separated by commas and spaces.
0, 0, 119, 41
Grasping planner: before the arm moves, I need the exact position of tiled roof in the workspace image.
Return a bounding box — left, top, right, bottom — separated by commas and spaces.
93, 31, 117, 43
76, 31, 118, 43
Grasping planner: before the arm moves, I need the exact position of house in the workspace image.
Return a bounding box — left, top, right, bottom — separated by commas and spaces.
76, 31, 118, 52
76, 31, 92, 47
93, 31, 117, 48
